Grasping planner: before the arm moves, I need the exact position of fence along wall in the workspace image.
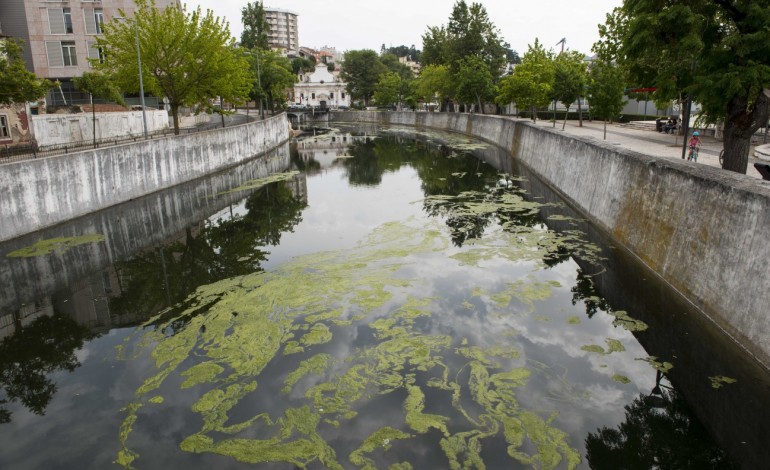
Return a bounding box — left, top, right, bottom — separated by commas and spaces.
330, 111, 770, 368
0, 114, 290, 242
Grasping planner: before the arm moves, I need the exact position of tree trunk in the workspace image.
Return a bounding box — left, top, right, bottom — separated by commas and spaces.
578, 97, 584, 127
531, 105, 536, 122
603, 119, 607, 140
477, 94, 484, 115
171, 105, 180, 135
562, 104, 570, 130
722, 90, 770, 174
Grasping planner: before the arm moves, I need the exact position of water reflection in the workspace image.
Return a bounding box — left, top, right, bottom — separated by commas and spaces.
0, 124, 760, 469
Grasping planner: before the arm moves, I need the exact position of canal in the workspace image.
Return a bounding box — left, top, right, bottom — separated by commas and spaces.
0, 123, 767, 469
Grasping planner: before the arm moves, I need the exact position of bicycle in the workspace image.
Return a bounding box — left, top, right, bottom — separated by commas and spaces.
687, 146, 699, 162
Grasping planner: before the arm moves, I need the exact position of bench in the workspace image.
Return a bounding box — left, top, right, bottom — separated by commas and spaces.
754, 163, 770, 181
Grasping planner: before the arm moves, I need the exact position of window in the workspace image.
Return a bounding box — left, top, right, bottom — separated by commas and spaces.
84, 8, 104, 35
0, 115, 9, 139
47, 41, 78, 67
342, 92, 346, 99
62, 42, 77, 66
330, 92, 334, 99
48, 8, 74, 34
87, 41, 104, 64
312, 93, 315, 99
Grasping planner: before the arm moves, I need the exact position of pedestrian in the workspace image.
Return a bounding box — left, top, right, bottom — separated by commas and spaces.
687, 131, 701, 161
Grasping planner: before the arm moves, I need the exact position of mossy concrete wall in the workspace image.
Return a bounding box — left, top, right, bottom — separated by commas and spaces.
330, 111, 770, 368
0, 114, 290, 242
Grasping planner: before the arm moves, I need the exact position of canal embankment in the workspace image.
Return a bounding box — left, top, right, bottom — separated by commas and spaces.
0, 114, 290, 243
330, 110, 770, 369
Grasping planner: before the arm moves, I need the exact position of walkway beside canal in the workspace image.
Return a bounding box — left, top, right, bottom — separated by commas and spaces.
526, 118, 767, 179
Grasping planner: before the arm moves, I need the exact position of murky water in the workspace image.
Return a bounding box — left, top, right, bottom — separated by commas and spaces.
1, 124, 767, 469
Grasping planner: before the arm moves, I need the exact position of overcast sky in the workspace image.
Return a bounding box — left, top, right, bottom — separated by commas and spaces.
184, 0, 622, 56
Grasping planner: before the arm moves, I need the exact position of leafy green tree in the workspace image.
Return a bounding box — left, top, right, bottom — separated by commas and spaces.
444, 1, 506, 76
95, 0, 252, 134
412, 64, 452, 108
240, 1, 269, 50
340, 50, 385, 106
73, 72, 126, 146
384, 45, 421, 63
503, 42, 522, 65
552, 51, 588, 128
373, 72, 402, 108
252, 50, 295, 112
420, 26, 449, 66
455, 55, 494, 113
602, 1, 770, 174
588, 59, 626, 139
496, 39, 554, 121
0, 38, 52, 105
291, 56, 316, 75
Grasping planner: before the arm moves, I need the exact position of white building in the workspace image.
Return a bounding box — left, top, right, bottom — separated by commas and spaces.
264, 8, 298, 55
294, 68, 350, 109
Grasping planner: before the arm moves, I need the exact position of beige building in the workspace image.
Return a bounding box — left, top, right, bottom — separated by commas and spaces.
264, 7, 298, 55
0, 0, 179, 106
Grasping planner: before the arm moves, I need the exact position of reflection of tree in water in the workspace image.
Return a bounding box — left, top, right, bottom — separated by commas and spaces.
0, 313, 95, 424
585, 374, 735, 469
110, 181, 307, 323
571, 269, 611, 319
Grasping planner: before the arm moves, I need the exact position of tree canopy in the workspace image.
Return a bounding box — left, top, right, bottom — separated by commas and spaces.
340, 50, 386, 106
240, 1, 270, 50
596, 0, 770, 173
587, 59, 626, 139
94, 0, 252, 133
0, 39, 52, 105
496, 39, 554, 120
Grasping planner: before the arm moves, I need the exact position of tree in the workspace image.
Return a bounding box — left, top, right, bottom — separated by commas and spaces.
373, 72, 402, 108
444, 1, 506, 76
240, 1, 269, 50
0, 38, 52, 105
602, 1, 770, 174
412, 64, 452, 109
257, 50, 295, 112
73, 72, 125, 146
496, 39, 554, 121
94, 0, 252, 134
340, 50, 385, 106
552, 51, 588, 129
291, 56, 316, 75
587, 59, 626, 140
455, 55, 494, 113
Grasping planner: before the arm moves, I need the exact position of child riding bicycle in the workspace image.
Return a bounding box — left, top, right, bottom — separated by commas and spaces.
687, 131, 701, 162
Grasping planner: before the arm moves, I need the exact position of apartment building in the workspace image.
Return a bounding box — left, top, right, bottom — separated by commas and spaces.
264, 7, 298, 56
0, 0, 178, 106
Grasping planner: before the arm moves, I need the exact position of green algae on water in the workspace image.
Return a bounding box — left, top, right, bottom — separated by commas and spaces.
8, 233, 105, 258
215, 171, 300, 196
115, 219, 585, 469
709, 375, 737, 389
611, 374, 631, 384
581, 339, 626, 355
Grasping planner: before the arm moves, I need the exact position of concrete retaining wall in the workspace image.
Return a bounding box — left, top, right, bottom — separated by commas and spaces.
32, 110, 170, 147
330, 111, 770, 367
0, 114, 290, 242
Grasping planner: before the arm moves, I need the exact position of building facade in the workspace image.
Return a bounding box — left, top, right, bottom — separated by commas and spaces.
264, 8, 298, 55
294, 68, 350, 109
0, 0, 178, 106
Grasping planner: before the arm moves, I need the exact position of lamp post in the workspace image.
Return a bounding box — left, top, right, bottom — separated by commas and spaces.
244, 50, 265, 119
115, 16, 148, 138
134, 21, 148, 138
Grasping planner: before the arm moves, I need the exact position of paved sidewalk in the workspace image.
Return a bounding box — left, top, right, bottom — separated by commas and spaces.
527, 118, 767, 180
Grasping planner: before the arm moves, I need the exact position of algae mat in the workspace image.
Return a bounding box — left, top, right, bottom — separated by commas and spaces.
114, 183, 637, 469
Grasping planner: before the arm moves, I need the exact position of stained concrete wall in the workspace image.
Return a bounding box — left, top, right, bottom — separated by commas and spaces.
31, 110, 170, 147
330, 111, 770, 368
0, 114, 290, 242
